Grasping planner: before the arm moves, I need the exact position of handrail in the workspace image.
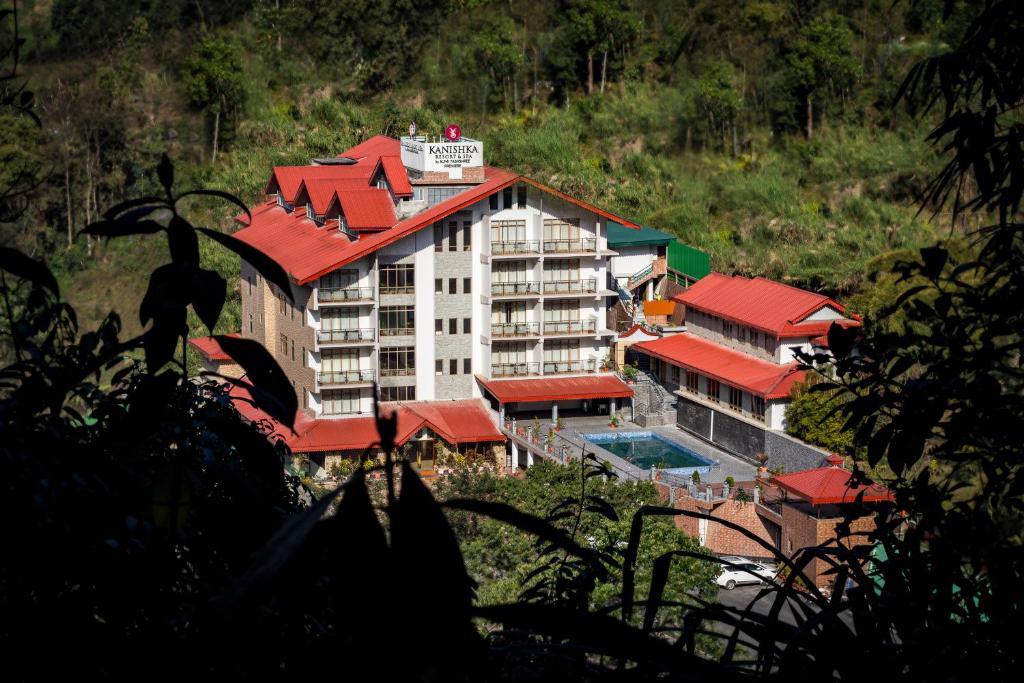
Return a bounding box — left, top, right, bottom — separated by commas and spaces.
317, 369, 375, 385
491, 362, 542, 377
491, 240, 541, 255
543, 238, 597, 253
542, 278, 597, 294
543, 359, 598, 374
317, 328, 375, 343
543, 319, 597, 335
491, 322, 541, 337
317, 286, 374, 303
491, 281, 542, 296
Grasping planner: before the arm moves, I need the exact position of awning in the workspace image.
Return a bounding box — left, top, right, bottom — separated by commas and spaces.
476, 374, 633, 404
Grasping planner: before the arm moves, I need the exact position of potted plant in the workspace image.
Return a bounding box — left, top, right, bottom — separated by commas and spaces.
622, 364, 639, 383
691, 470, 701, 485
545, 429, 555, 453
555, 416, 565, 432
755, 452, 769, 477
725, 475, 735, 488
608, 414, 620, 428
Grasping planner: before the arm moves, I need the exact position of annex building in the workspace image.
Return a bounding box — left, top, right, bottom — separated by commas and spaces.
191, 131, 667, 472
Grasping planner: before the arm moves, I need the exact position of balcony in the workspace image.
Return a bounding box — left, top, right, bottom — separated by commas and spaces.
491, 361, 542, 377
542, 278, 597, 295
317, 369, 375, 387
543, 319, 597, 336
491, 322, 541, 338
316, 286, 374, 306
316, 328, 375, 346
543, 359, 598, 375
379, 327, 415, 337
491, 281, 542, 297
380, 367, 416, 378
542, 238, 597, 255
491, 240, 541, 256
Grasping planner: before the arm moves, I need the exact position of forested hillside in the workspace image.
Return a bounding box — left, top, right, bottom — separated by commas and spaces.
2, 0, 974, 336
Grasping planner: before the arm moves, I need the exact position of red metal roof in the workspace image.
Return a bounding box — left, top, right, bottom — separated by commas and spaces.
476, 374, 633, 404
378, 155, 413, 196
188, 333, 241, 361
337, 188, 397, 229
672, 273, 852, 336
299, 177, 370, 215
338, 134, 400, 160
633, 333, 805, 399
267, 166, 371, 204
771, 467, 894, 506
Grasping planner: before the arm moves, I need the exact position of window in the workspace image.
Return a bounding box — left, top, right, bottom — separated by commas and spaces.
303, 391, 308, 409
450, 359, 458, 375
291, 339, 295, 362
543, 217, 581, 242
302, 346, 306, 368
248, 276, 253, 295
434, 223, 444, 252
751, 330, 760, 347
435, 359, 443, 375
380, 347, 416, 376
278, 289, 286, 315
686, 370, 699, 394
248, 314, 253, 333
763, 334, 774, 352
427, 186, 470, 206
322, 389, 360, 415
449, 318, 457, 334
463, 277, 471, 293
728, 386, 743, 411
381, 385, 416, 402
463, 317, 471, 333
463, 358, 471, 374
707, 379, 721, 403
517, 184, 527, 209
491, 219, 526, 244
435, 319, 443, 334
448, 278, 456, 294
752, 396, 766, 421
380, 264, 414, 294
462, 221, 471, 251
435, 278, 442, 293
738, 326, 747, 343
306, 203, 314, 220
722, 320, 734, 339
279, 333, 288, 355
502, 187, 513, 209
447, 220, 458, 252
489, 193, 498, 211
290, 301, 295, 321
380, 306, 415, 336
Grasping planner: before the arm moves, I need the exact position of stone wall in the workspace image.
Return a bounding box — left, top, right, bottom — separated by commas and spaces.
763, 430, 830, 473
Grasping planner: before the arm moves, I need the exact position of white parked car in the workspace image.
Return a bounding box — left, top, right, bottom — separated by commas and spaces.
715, 556, 777, 590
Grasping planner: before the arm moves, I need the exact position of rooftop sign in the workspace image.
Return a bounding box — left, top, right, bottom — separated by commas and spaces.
400, 134, 483, 180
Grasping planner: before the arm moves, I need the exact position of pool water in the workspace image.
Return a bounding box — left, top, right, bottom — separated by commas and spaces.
584, 431, 712, 473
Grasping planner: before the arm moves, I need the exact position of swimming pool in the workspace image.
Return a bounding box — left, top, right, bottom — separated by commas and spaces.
583, 431, 713, 475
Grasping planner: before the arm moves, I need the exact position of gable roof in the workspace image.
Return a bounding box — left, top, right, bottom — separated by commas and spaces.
377, 155, 413, 196
771, 467, 894, 506
336, 188, 397, 230
634, 333, 805, 399
606, 221, 675, 248
299, 177, 371, 215
672, 273, 854, 336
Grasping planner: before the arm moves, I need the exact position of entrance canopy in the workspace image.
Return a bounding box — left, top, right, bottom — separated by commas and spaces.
475, 374, 633, 404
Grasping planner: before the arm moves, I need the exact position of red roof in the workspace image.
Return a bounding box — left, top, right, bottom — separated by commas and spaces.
188, 333, 241, 362
377, 155, 413, 196
476, 374, 633, 404
337, 134, 400, 160
337, 188, 397, 229
771, 466, 894, 506
228, 386, 503, 453
673, 273, 855, 337
633, 333, 804, 399
300, 177, 370, 215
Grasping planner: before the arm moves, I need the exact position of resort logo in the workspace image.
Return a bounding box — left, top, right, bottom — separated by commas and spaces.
445, 124, 461, 141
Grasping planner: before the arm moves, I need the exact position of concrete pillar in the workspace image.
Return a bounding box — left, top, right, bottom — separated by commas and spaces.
610, 397, 617, 415
753, 485, 760, 504
551, 402, 558, 424
510, 440, 519, 468
526, 447, 534, 468
499, 403, 505, 423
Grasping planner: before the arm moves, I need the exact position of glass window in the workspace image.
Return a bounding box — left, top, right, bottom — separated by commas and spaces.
449, 318, 457, 334
489, 193, 498, 211
450, 359, 458, 375
322, 389, 361, 415
502, 187, 513, 209
434, 223, 444, 252
447, 220, 458, 252
381, 385, 416, 402
543, 217, 580, 241
463, 277, 471, 293
723, 321, 734, 339
707, 379, 721, 403
427, 186, 470, 206
462, 221, 471, 251
379, 264, 414, 294
435, 359, 443, 375
448, 278, 456, 294
491, 219, 526, 243
728, 386, 743, 411
463, 358, 471, 374
380, 347, 415, 376
435, 319, 443, 334
435, 278, 442, 293
752, 396, 766, 421
517, 185, 527, 209
379, 306, 415, 336
463, 318, 471, 333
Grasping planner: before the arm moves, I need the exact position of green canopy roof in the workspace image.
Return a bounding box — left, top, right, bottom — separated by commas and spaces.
606, 220, 675, 248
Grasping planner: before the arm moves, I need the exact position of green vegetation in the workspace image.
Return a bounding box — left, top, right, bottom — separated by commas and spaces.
0, 0, 973, 339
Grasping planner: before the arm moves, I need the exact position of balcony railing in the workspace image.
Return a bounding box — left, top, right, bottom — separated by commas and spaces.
317, 286, 374, 304
543, 319, 597, 335
380, 285, 415, 295
491, 281, 542, 297
380, 367, 416, 377
491, 322, 541, 338
317, 369, 375, 386
491, 362, 542, 377
542, 278, 597, 295
317, 328, 375, 344
491, 240, 540, 255
543, 359, 598, 374
380, 327, 415, 337
543, 238, 597, 254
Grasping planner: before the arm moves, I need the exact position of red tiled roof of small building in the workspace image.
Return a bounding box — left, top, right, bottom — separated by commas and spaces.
188, 333, 241, 362
476, 374, 633, 404
634, 333, 805, 399
377, 155, 413, 196
672, 273, 857, 337
770, 466, 894, 506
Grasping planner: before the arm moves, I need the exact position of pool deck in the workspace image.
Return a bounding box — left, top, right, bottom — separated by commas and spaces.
560, 416, 756, 484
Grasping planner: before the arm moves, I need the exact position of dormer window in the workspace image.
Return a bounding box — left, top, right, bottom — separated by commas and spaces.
306, 203, 314, 220
277, 191, 284, 207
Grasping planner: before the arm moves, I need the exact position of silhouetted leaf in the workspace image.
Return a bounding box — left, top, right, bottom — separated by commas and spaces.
157, 153, 174, 197
0, 247, 58, 295
101, 196, 165, 220
920, 246, 948, 278
190, 268, 226, 334
84, 218, 164, 238
168, 215, 199, 266
214, 335, 296, 429
197, 227, 294, 302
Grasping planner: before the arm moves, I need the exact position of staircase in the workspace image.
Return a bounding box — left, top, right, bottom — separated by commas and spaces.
631, 369, 678, 427
616, 282, 645, 324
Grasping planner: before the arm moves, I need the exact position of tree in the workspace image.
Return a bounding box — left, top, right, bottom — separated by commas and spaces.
694, 59, 744, 155
182, 34, 245, 164
786, 12, 860, 139
785, 378, 855, 455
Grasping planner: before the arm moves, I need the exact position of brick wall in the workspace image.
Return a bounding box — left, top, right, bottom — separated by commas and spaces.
780, 503, 879, 588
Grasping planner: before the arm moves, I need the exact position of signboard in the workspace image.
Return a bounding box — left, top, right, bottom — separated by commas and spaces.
444, 124, 461, 141
400, 135, 483, 179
